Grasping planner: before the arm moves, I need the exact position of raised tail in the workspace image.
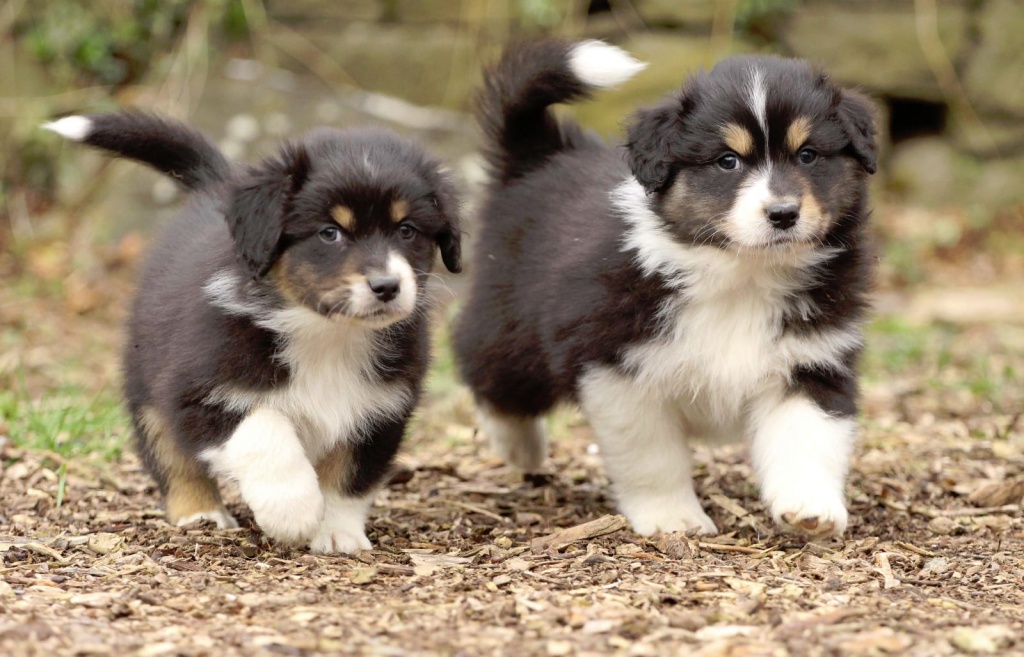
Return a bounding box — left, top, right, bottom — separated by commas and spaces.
476, 39, 646, 183
43, 112, 231, 191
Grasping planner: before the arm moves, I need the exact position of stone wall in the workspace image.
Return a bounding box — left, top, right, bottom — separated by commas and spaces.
264, 0, 1024, 211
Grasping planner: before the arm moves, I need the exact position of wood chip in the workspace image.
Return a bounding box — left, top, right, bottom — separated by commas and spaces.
530, 515, 629, 553
967, 477, 1024, 507
709, 493, 749, 518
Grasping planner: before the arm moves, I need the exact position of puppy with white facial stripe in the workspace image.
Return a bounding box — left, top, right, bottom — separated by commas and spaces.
454, 40, 876, 538
46, 112, 461, 553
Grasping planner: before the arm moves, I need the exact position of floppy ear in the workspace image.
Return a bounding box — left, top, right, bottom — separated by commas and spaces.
835, 89, 878, 174
225, 144, 311, 279
431, 170, 463, 274
625, 93, 691, 194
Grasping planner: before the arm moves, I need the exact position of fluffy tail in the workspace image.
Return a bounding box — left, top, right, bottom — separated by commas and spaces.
476, 39, 646, 183
43, 112, 231, 191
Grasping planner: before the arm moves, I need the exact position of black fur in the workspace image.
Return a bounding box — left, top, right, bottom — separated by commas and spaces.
72, 112, 231, 190
59, 112, 461, 536
455, 41, 876, 425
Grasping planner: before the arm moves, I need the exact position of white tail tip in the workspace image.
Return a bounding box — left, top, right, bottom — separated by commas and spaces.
568, 40, 647, 89
42, 116, 92, 141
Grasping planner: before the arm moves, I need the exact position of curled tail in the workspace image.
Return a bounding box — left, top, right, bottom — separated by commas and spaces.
44, 112, 231, 191
476, 39, 646, 183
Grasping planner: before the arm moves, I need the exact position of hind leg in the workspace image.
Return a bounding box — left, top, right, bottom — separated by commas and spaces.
476, 401, 548, 472
136, 407, 238, 528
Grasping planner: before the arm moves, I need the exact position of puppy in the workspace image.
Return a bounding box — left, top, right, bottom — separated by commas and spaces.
453, 40, 876, 538
46, 112, 461, 553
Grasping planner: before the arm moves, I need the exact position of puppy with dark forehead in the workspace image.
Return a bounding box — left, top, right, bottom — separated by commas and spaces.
454, 40, 876, 538
46, 112, 461, 553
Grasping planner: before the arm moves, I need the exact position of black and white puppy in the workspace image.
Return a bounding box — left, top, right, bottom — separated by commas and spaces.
46, 113, 461, 553
453, 40, 876, 537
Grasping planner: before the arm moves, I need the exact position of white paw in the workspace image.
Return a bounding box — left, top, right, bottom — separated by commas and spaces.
175, 508, 239, 529
620, 494, 718, 537
765, 485, 848, 537
246, 482, 325, 545
309, 526, 372, 555
308, 492, 373, 555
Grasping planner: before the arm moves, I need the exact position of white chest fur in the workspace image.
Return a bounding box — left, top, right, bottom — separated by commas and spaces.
213, 306, 410, 461
613, 179, 861, 437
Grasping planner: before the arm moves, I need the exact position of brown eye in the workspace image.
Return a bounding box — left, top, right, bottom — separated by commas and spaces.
319, 226, 342, 243
717, 153, 740, 171
798, 148, 818, 165
398, 223, 417, 240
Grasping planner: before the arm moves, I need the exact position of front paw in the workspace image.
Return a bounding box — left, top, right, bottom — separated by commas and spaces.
307, 492, 373, 554
246, 483, 325, 545
620, 494, 718, 537
309, 526, 372, 555
765, 486, 848, 537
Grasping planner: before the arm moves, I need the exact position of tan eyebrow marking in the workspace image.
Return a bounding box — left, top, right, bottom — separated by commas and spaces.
721, 123, 754, 157
390, 200, 409, 223
786, 116, 812, 152
330, 205, 355, 231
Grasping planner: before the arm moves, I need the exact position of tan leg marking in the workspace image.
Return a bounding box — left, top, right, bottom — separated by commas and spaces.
315, 444, 356, 495
139, 407, 231, 525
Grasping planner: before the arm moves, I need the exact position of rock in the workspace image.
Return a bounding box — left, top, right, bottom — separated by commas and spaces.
265, 0, 382, 23
87, 532, 124, 555
971, 155, 1024, 209
634, 0, 718, 27
393, 0, 478, 23
968, 477, 1024, 507
964, 0, 1024, 117
886, 137, 963, 207
783, 1, 971, 99
572, 32, 756, 137
282, 24, 479, 109
950, 625, 1016, 654
951, 115, 1024, 157
928, 516, 958, 535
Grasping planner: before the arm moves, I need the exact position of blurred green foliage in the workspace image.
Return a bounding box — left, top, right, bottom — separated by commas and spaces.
1, 0, 250, 247
16, 0, 247, 88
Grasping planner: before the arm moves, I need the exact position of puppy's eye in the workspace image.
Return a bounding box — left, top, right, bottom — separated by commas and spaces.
319, 226, 342, 243
397, 223, 417, 240
717, 153, 740, 171
798, 148, 818, 165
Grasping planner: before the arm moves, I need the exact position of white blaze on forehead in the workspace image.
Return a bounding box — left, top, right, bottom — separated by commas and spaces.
746, 67, 769, 137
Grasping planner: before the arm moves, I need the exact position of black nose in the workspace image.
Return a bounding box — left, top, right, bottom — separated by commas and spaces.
368, 277, 400, 302
766, 202, 800, 230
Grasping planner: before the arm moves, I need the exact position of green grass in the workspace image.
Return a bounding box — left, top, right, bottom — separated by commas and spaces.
0, 381, 128, 461
863, 317, 1023, 413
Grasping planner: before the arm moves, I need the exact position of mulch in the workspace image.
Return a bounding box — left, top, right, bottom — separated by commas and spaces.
2, 388, 1023, 656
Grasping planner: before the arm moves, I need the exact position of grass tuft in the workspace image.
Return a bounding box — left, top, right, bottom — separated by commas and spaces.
0, 380, 128, 461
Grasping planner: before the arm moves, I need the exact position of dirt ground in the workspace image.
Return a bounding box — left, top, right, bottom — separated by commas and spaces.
2, 287, 1024, 656
2, 182, 1024, 656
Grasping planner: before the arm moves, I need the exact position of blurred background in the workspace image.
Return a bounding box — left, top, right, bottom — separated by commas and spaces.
0, 0, 1021, 462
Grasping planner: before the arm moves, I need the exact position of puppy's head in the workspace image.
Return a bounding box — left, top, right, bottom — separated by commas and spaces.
626, 55, 876, 252
224, 128, 461, 327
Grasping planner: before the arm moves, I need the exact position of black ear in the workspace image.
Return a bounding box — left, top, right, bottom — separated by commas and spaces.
225, 144, 311, 279
430, 169, 463, 274
835, 89, 878, 174
625, 93, 691, 194
438, 227, 462, 274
